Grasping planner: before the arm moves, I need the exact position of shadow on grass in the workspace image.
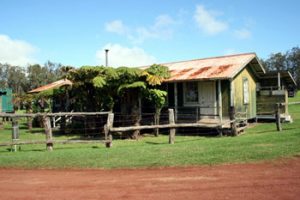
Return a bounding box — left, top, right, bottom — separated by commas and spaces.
280, 126, 300, 131
1, 144, 103, 153
0, 147, 45, 152
26, 129, 44, 134
145, 137, 204, 145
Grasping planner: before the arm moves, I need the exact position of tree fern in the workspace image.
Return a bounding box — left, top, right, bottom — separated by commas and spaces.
117, 81, 146, 94
143, 64, 170, 86
92, 76, 106, 88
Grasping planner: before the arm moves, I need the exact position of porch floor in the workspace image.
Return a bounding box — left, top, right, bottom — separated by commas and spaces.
176, 117, 231, 129
199, 118, 231, 129
256, 114, 292, 122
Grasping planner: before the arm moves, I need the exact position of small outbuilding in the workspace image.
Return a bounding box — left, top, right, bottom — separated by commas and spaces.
28, 79, 73, 112
0, 88, 13, 113
256, 71, 297, 121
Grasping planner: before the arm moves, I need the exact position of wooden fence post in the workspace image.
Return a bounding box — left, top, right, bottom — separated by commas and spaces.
42, 115, 53, 151
0, 117, 3, 130
230, 106, 237, 136
27, 116, 33, 132
276, 103, 282, 132
11, 118, 19, 152
104, 113, 114, 148
168, 109, 176, 144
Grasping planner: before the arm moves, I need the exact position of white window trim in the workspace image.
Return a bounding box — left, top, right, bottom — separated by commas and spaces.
243, 78, 249, 104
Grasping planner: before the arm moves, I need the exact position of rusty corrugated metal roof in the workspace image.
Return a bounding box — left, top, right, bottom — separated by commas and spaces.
28, 79, 72, 93
159, 53, 264, 82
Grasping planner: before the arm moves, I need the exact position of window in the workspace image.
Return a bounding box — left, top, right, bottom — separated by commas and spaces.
184, 82, 198, 103
243, 78, 249, 104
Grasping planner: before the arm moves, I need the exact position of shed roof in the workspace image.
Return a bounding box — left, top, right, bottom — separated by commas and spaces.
156, 53, 265, 82
28, 79, 72, 93
260, 71, 297, 87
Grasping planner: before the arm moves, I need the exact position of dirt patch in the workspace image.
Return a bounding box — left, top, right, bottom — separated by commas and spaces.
1, 158, 300, 200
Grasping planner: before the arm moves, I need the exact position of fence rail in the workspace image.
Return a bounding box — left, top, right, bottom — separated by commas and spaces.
0, 112, 109, 118
110, 122, 222, 132
0, 139, 105, 147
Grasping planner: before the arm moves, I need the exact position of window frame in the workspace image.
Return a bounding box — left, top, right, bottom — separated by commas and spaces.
243, 77, 249, 105
183, 81, 199, 106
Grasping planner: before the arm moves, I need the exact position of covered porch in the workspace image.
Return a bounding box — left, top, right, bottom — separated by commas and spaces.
166, 80, 233, 129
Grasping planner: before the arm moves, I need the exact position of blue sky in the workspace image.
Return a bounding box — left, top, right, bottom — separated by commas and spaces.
0, 0, 299, 67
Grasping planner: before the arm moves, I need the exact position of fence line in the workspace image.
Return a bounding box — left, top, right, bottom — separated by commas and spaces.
2, 102, 295, 150
0, 112, 110, 151
0, 139, 104, 147
0, 112, 109, 118
104, 109, 227, 147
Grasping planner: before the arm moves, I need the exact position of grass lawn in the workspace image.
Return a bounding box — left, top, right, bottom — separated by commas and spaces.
0, 92, 299, 169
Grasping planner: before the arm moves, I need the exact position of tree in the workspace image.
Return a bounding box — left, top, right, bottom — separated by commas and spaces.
66, 64, 170, 139
262, 46, 300, 89
27, 61, 64, 91
147, 89, 167, 136
115, 67, 146, 139
142, 64, 170, 136
286, 47, 300, 87
66, 66, 117, 112
264, 53, 288, 71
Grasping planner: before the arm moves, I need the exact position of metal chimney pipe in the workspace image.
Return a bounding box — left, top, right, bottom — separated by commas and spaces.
105, 49, 109, 67
278, 72, 281, 90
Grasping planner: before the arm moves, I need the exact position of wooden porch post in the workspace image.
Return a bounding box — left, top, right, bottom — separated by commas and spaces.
174, 82, 178, 122
230, 80, 237, 136
230, 80, 235, 107
218, 80, 222, 124
168, 109, 176, 144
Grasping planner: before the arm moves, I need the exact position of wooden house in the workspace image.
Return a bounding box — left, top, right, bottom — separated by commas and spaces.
159, 53, 265, 127
158, 53, 296, 126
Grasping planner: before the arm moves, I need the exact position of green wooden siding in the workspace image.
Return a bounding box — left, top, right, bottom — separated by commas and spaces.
232, 65, 257, 119
221, 80, 230, 118
257, 90, 287, 115
0, 89, 13, 112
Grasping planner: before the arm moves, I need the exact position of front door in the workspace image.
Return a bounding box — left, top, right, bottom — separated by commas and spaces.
199, 81, 216, 118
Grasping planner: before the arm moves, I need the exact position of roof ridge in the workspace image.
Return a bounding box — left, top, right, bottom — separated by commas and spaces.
158, 52, 256, 66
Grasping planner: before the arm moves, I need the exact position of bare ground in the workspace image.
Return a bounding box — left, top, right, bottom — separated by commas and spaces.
1, 157, 300, 200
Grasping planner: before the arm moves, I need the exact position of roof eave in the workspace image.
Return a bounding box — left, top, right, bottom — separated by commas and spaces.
230, 54, 265, 79
163, 77, 231, 83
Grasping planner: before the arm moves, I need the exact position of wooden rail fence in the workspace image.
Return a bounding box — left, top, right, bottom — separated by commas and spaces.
105, 109, 225, 146
0, 109, 226, 150
2, 102, 296, 151
0, 112, 109, 151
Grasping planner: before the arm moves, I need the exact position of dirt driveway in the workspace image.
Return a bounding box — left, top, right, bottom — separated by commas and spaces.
1, 158, 300, 200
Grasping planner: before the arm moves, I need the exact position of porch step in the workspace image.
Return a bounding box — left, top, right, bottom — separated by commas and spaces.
237, 126, 247, 134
